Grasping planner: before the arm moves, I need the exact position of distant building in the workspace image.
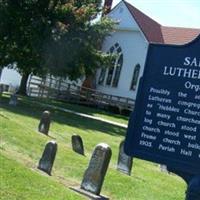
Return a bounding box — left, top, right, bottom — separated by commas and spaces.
0, 67, 21, 88
1, 0, 199, 99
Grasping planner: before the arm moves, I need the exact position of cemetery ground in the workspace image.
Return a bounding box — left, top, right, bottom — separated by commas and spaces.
0, 94, 186, 200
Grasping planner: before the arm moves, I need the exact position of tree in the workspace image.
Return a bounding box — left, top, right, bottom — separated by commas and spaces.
0, 0, 115, 95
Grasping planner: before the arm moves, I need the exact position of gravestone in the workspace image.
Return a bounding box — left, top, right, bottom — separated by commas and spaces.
9, 94, 18, 106
160, 164, 168, 173
117, 140, 133, 175
71, 134, 84, 155
78, 143, 111, 199
38, 141, 57, 175
38, 111, 51, 135
124, 34, 200, 200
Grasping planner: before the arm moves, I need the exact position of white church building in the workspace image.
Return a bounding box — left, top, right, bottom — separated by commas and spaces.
95, 0, 200, 100
1, 0, 200, 100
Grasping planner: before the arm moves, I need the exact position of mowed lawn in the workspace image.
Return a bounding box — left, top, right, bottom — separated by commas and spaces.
0, 95, 186, 200
23, 95, 130, 125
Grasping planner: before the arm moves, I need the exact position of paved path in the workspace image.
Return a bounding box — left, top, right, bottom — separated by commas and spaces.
36, 102, 128, 128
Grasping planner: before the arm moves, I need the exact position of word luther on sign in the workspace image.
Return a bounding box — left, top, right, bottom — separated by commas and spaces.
124, 34, 200, 175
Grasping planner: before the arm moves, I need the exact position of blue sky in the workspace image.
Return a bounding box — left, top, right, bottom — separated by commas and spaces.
112, 0, 200, 28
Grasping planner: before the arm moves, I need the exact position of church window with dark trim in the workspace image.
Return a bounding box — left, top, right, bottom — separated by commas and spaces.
0, 68, 2, 80
130, 64, 140, 91
112, 53, 123, 87
98, 49, 112, 85
98, 68, 106, 85
99, 43, 123, 87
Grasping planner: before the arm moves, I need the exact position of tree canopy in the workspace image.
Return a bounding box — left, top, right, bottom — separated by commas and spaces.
0, 0, 115, 94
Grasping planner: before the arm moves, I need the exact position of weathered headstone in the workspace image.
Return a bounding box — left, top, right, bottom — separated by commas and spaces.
160, 164, 168, 173
71, 134, 84, 155
9, 94, 18, 106
117, 140, 133, 175
80, 143, 112, 196
38, 111, 51, 135
38, 140, 57, 175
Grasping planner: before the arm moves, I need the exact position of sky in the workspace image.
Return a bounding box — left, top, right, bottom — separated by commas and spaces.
111, 0, 200, 29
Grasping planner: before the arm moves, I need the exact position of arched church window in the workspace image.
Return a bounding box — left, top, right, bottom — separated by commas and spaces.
115, 43, 119, 48
105, 43, 123, 87
117, 47, 122, 53
112, 53, 123, 87
98, 68, 106, 85
98, 49, 111, 85
110, 46, 115, 53
130, 64, 140, 91
0, 68, 2, 80
106, 46, 116, 85
106, 65, 114, 85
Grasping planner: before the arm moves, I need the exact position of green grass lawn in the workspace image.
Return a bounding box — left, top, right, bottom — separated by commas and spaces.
23, 95, 129, 125
0, 154, 86, 200
0, 95, 186, 200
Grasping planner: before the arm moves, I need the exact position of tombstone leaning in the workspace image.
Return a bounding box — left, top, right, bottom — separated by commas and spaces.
80, 143, 112, 196
38, 111, 51, 135
71, 134, 84, 155
9, 94, 18, 106
38, 140, 57, 175
117, 140, 133, 175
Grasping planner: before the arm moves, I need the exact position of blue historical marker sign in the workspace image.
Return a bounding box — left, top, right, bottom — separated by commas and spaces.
124, 35, 200, 174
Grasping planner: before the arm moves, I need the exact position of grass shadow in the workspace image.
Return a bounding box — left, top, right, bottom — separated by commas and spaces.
25, 96, 130, 123
0, 95, 127, 137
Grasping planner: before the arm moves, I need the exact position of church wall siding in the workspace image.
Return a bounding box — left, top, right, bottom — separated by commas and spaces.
96, 30, 148, 100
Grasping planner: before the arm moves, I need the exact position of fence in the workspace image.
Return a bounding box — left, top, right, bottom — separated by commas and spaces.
27, 75, 135, 112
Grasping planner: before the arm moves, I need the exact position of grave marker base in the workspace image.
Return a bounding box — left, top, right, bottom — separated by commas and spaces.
117, 168, 131, 176
117, 140, 133, 176
70, 187, 109, 200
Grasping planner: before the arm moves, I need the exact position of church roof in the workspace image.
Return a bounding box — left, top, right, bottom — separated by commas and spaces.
124, 1, 200, 44
161, 26, 200, 45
